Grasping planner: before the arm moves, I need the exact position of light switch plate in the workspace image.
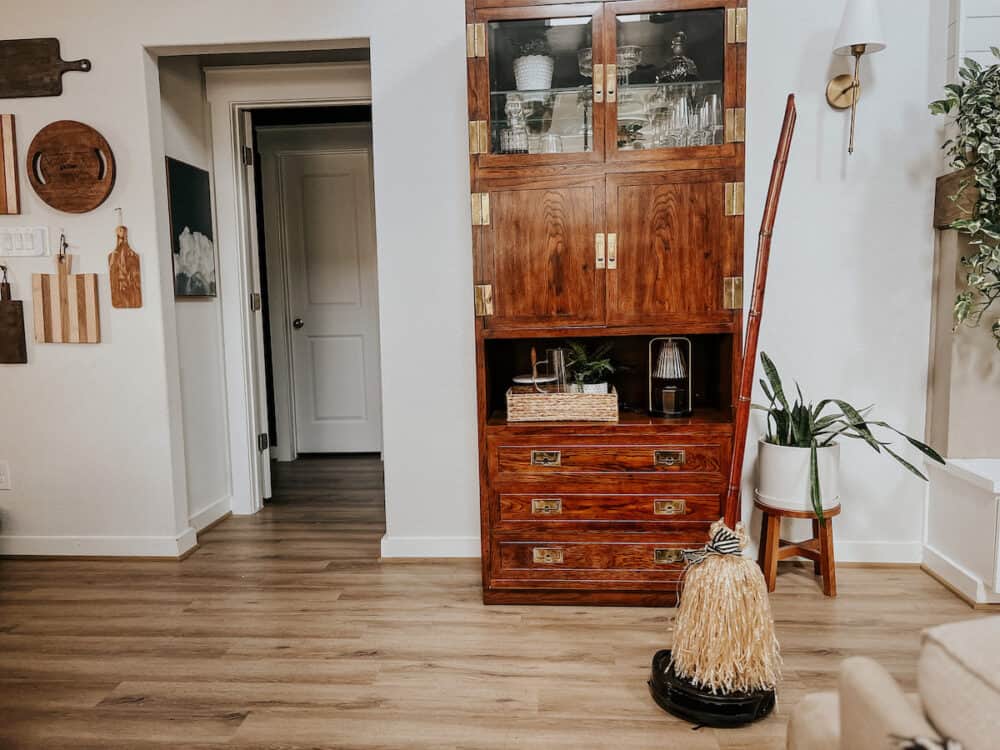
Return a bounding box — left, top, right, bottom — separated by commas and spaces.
0, 227, 50, 257
0, 461, 11, 491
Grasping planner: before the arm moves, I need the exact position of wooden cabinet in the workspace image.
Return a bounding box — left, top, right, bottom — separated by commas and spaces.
467, 0, 748, 605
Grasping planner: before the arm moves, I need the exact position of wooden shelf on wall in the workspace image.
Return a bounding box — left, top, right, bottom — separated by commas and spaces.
934, 166, 977, 229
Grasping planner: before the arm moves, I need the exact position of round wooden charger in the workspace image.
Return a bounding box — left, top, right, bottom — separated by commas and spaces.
27, 120, 116, 213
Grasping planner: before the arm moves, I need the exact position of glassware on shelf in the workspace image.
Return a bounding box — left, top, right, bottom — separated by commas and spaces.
578, 47, 593, 78
540, 133, 564, 153
656, 31, 700, 83
500, 95, 530, 154
616, 45, 642, 87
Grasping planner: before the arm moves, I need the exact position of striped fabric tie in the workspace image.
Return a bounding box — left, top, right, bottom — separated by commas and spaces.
683, 524, 743, 566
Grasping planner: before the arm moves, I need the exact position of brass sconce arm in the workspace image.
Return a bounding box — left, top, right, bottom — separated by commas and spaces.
827, 43, 870, 155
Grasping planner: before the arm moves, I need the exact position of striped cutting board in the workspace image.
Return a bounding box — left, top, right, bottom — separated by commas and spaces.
0, 114, 19, 215
32, 255, 101, 344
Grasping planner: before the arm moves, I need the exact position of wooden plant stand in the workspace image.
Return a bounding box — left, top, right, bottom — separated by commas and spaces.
755, 500, 840, 597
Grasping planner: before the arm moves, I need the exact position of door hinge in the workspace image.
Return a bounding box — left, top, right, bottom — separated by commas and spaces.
725, 182, 745, 216
726, 8, 748, 44
725, 107, 746, 143
595, 233, 606, 270
243, 146, 255, 167
474, 284, 494, 316
249, 292, 262, 312
471, 192, 490, 226
257, 433, 270, 452
723, 277, 744, 310
607, 233, 618, 270
468, 120, 488, 155
466, 23, 486, 58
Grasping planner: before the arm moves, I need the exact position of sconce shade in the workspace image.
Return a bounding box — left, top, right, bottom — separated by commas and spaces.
833, 0, 887, 55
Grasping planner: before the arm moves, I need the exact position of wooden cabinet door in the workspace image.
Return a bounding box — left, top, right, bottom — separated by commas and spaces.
480, 176, 606, 329
606, 170, 742, 327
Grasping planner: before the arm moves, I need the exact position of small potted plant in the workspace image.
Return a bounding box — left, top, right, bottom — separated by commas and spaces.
514, 36, 554, 92
566, 340, 616, 394
753, 353, 945, 519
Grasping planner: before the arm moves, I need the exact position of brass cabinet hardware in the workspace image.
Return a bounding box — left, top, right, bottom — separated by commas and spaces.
725, 107, 746, 143
726, 8, 748, 44
530, 450, 561, 467
725, 182, 745, 216
607, 233, 618, 269
471, 192, 490, 225
653, 499, 687, 516
723, 276, 744, 310
654, 548, 686, 565
473, 284, 494, 316
531, 498, 563, 515
468, 120, 488, 154
533, 547, 565, 564
466, 23, 486, 58
595, 233, 606, 269
653, 449, 686, 468
593, 63, 604, 103
606, 64, 617, 103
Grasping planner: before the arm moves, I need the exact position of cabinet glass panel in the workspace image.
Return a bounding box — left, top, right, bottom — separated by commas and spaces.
488, 17, 596, 155
614, 10, 725, 152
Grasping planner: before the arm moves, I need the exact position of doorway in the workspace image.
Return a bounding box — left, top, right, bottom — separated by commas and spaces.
253, 107, 383, 462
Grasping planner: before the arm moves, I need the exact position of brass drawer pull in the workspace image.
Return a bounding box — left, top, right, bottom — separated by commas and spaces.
654, 449, 686, 468
531, 450, 561, 467
653, 499, 687, 516
533, 547, 564, 564
654, 549, 686, 565
531, 498, 563, 515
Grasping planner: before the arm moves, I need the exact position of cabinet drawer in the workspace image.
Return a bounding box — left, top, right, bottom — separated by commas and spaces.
495, 539, 704, 583
498, 492, 721, 526
496, 443, 724, 476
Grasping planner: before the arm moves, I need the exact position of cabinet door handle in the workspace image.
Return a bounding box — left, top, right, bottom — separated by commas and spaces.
654, 449, 686, 468
531, 498, 563, 515
533, 547, 564, 564
607, 233, 617, 269
653, 499, 687, 516
654, 549, 687, 565
606, 63, 617, 103
530, 450, 561, 467
593, 63, 604, 102
595, 233, 606, 269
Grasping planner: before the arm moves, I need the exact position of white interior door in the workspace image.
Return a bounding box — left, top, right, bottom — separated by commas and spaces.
281, 147, 382, 453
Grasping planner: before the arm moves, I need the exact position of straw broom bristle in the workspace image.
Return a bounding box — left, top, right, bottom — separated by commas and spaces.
671, 521, 781, 695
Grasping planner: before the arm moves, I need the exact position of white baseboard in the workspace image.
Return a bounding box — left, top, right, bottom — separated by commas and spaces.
0, 526, 199, 558
189, 495, 232, 532
923, 544, 1000, 604
380, 534, 480, 559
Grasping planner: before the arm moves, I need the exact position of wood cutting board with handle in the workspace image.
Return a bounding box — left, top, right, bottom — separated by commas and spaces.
108, 225, 141, 309
0, 38, 91, 99
32, 254, 101, 344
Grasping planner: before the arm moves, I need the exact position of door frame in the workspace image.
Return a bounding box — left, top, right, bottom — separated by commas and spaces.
205, 63, 372, 515
256, 123, 379, 461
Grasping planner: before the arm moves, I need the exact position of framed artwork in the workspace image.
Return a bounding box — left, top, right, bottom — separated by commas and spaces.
166, 157, 216, 297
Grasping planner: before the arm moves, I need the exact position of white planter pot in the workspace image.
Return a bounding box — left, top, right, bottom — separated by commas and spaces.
755, 439, 841, 513
514, 55, 554, 91
581, 382, 609, 395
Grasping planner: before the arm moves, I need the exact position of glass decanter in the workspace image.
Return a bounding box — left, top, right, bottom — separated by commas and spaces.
656, 31, 700, 83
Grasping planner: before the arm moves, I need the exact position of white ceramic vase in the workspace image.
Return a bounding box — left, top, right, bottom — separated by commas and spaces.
582, 382, 609, 395
755, 439, 841, 513
513, 55, 554, 91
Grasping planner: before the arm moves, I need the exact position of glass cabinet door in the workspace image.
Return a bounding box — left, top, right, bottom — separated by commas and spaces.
481, 9, 604, 162
607, 7, 731, 160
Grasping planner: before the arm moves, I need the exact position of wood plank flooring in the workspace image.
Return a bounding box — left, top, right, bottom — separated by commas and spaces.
0, 454, 985, 749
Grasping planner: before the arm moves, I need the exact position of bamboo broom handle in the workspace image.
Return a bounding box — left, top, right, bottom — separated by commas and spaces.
725, 94, 798, 526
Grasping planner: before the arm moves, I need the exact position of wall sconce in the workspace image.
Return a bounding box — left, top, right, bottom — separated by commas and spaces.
826, 0, 887, 155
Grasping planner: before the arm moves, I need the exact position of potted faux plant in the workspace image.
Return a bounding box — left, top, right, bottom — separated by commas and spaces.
513, 36, 554, 92
753, 353, 945, 519
565, 340, 615, 394
929, 49, 1000, 350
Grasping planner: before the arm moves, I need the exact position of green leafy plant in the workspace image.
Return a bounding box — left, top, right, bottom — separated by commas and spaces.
565, 340, 616, 385
753, 353, 945, 519
517, 37, 551, 57
930, 49, 1000, 350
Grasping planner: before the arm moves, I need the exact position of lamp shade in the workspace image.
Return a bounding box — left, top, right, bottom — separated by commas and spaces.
833, 0, 887, 55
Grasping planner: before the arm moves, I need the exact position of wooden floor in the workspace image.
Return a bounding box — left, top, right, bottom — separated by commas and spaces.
0, 455, 985, 749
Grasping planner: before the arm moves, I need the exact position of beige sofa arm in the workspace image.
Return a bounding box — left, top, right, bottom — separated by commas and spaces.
839, 657, 941, 750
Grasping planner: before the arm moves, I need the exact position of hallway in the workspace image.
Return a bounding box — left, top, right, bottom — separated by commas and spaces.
0, 455, 984, 748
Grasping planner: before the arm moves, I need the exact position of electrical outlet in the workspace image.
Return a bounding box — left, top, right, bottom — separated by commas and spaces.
0, 461, 11, 491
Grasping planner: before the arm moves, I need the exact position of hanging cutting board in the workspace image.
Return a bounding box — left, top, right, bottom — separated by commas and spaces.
0, 267, 26, 363
27, 120, 115, 213
0, 38, 91, 99
108, 225, 141, 308
32, 255, 100, 344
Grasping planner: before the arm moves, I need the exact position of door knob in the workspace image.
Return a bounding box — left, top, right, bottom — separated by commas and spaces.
292, 318, 305, 329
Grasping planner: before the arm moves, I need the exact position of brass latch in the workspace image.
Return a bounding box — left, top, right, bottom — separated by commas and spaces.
473, 285, 494, 316
531, 498, 563, 515
471, 192, 490, 225
468, 120, 488, 155
607, 233, 618, 269
725, 108, 746, 143
653, 499, 687, 516
595, 233, 606, 269
606, 63, 617, 103
593, 63, 605, 103
726, 8, 748, 44
654, 449, 686, 468
723, 277, 744, 310
533, 548, 565, 564
466, 23, 486, 58
654, 548, 685, 565
530, 450, 561, 467
725, 182, 745, 216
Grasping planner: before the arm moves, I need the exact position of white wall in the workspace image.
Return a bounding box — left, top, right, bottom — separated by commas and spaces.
950, 0, 1000, 74
158, 57, 232, 531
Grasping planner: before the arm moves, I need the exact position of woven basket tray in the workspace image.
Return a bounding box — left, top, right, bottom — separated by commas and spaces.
506, 386, 618, 423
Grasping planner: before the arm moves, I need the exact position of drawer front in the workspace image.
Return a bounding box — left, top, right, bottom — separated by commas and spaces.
498, 492, 721, 526
495, 539, 704, 583
496, 443, 724, 476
